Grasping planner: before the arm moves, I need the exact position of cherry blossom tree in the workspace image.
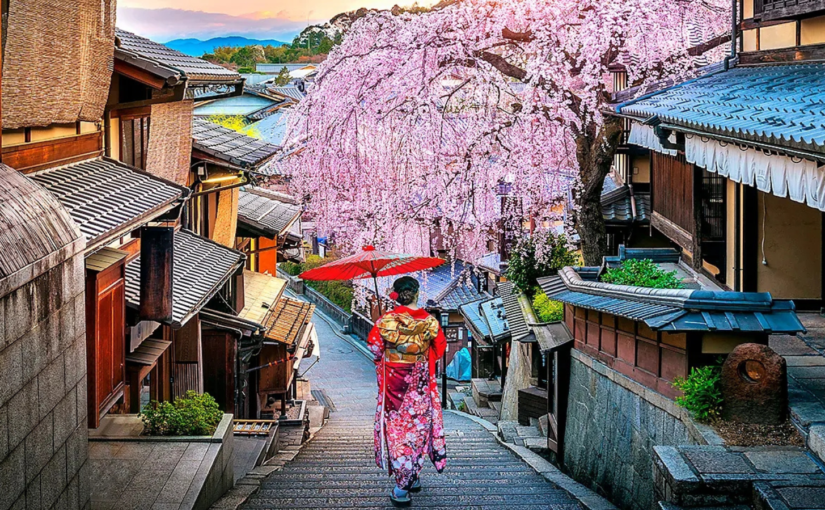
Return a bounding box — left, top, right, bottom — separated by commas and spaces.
282, 0, 730, 264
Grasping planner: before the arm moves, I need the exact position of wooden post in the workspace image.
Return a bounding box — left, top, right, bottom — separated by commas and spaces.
140, 226, 174, 322
692, 165, 704, 271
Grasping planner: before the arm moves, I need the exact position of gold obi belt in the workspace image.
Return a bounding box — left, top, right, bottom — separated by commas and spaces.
384, 349, 428, 364
378, 312, 440, 364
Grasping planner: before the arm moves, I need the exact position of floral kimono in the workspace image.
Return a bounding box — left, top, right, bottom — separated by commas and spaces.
367, 306, 447, 490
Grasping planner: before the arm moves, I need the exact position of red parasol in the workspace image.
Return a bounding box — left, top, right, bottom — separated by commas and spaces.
300, 246, 444, 314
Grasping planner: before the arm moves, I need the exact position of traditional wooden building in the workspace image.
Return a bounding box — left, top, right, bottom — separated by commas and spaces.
255, 297, 317, 418
30, 159, 189, 425
236, 187, 304, 274
536, 247, 804, 461
459, 296, 511, 379
614, 2, 825, 301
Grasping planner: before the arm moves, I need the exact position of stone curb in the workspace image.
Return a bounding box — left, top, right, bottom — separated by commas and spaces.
809, 424, 825, 464
445, 410, 618, 510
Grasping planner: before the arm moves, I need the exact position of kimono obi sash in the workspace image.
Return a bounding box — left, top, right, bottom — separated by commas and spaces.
378, 312, 440, 365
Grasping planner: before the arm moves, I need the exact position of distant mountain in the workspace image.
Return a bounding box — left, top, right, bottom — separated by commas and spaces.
165, 37, 288, 57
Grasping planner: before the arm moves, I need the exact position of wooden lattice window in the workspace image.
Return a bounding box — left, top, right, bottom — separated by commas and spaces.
120, 112, 150, 169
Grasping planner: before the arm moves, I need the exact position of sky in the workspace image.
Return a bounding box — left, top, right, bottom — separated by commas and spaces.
117, 1, 433, 43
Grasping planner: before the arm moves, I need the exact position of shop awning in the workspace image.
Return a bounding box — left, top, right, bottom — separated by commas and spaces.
124, 229, 246, 328
126, 338, 172, 366
261, 297, 315, 346
30, 157, 187, 252
239, 270, 287, 325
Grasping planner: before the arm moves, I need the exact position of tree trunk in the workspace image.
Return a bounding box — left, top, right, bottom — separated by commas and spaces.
574, 116, 624, 266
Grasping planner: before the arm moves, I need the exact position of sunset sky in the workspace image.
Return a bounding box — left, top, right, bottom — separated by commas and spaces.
117, 0, 434, 42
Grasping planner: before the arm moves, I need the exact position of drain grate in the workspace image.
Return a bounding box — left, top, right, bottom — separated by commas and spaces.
311, 389, 336, 412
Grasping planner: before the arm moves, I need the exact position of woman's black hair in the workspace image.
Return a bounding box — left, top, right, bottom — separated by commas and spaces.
393, 276, 420, 306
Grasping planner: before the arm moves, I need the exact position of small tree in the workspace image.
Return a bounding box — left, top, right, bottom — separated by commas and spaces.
274, 66, 291, 86
506, 231, 579, 296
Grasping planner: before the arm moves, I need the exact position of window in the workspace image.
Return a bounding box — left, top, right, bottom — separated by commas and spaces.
120, 114, 150, 169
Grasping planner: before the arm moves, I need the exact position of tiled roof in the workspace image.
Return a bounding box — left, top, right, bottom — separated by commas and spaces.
268, 86, 305, 101
477, 252, 504, 275
460, 297, 511, 345
116, 29, 242, 85
125, 229, 246, 328
192, 118, 281, 170
538, 265, 805, 334
193, 94, 277, 117
619, 64, 825, 154
458, 300, 491, 339
262, 297, 315, 345
30, 158, 185, 250
237, 188, 302, 238
499, 282, 530, 341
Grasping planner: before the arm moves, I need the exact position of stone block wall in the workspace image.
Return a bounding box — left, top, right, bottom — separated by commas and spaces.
0, 254, 89, 510
563, 350, 712, 510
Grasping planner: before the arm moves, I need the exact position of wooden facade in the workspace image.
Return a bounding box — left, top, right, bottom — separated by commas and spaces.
85, 249, 128, 428
564, 304, 768, 400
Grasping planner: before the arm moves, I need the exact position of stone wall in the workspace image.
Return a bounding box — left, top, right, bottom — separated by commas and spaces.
563, 350, 718, 510
0, 253, 89, 510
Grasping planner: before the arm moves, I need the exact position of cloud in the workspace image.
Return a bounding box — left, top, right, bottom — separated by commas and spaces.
116, 7, 318, 42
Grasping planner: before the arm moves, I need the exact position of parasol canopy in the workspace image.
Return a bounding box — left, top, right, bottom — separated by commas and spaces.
299, 246, 444, 281
299, 246, 444, 315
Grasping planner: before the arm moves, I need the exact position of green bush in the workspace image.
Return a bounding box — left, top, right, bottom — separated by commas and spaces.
672, 366, 723, 422
533, 291, 564, 322
280, 261, 303, 276
140, 391, 223, 436
601, 259, 684, 289
278, 256, 354, 312
506, 232, 580, 297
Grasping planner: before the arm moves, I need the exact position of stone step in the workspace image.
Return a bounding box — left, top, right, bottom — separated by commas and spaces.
244, 494, 579, 509
256, 486, 574, 498
658, 503, 751, 510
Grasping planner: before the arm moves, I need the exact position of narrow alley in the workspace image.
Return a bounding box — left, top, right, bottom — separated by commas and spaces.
241, 309, 584, 509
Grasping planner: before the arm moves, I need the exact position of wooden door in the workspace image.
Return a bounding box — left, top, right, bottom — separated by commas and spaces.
86, 248, 127, 428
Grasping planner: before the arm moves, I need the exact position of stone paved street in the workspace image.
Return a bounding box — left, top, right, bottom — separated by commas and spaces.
242, 310, 583, 509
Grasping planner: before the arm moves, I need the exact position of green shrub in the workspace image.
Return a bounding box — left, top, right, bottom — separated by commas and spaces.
506, 232, 580, 296
533, 291, 564, 322
140, 391, 223, 436
280, 261, 303, 276
601, 259, 684, 289
278, 256, 354, 312
672, 366, 723, 422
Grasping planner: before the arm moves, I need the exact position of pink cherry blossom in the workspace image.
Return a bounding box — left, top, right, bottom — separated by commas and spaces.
279, 0, 729, 261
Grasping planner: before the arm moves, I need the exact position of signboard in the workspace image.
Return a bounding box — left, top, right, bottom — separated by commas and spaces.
444, 326, 464, 343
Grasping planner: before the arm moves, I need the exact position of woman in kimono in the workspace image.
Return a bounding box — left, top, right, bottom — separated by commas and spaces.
367, 276, 447, 507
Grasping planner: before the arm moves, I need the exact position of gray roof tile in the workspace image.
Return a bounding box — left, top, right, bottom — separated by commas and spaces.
192, 118, 281, 170
499, 282, 530, 341
116, 29, 241, 84
238, 188, 302, 238
124, 229, 245, 328
619, 64, 825, 154
31, 158, 185, 249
